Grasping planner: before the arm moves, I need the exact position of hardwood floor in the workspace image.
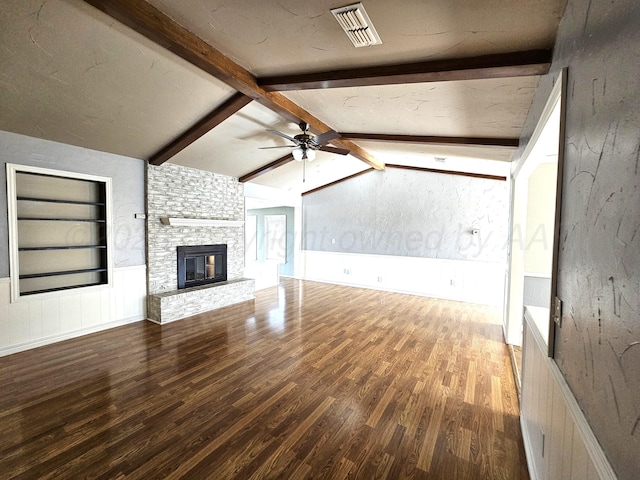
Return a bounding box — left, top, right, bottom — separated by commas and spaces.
0, 280, 529, 479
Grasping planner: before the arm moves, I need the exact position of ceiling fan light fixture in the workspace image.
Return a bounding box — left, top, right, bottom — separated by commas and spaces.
292, 147, 304, 162
306, 148, 317, 161
331, 3, 382, 48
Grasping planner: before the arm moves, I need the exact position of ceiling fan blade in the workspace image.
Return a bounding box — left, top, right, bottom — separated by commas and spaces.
266, 129, 299, 144
312, 130, 341, 146
318, 145, 350, 155
259, 145, 296, 149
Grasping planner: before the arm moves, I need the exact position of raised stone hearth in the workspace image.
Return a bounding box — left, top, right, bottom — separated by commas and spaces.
146, 163, 254, 323
148, 278, 254, 324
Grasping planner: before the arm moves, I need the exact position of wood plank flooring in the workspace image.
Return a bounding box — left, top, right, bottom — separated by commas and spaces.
0, 279, 529, 479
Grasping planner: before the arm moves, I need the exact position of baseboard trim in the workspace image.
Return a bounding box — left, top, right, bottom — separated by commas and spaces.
0, 315, 145, 357
508, 344, 522, 398
520, 415, 541, 480
301, 276, 495, 306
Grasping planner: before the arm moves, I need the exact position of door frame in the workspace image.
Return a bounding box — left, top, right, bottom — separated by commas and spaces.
504, 68, 567, 356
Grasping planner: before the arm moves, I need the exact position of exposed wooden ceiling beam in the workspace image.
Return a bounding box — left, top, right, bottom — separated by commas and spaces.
258, 49, 552, 91
301, 164, 506, 197
387, 164, 507, 181
301, 168, 375, 196
340, 133, 519, 148
149, 92, 252, 166
83, 0, 384, 171
239, 153, 295, 183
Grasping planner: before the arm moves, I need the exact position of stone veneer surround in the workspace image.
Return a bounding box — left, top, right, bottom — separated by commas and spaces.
146, 163, 254, 323
147, 278, 254, 323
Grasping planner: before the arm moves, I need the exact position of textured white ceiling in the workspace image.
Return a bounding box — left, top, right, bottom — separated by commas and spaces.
252, 153, 371, 194
0, 0, 568, 192
169, 102, 294, 177
283, 77, 540, 138
0, 0, 235, 159
146, 0, 565, 76
356, 141, 515, 165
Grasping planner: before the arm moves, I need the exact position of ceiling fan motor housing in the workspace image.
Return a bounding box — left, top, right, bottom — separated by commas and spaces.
295, 133, 314, 147
262, 121, 349, 158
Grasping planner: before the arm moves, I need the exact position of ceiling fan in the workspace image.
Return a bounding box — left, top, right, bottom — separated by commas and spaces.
260, 121, 349, 161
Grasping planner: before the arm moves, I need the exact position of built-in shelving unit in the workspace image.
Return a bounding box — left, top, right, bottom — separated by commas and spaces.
8, 166, 111, 298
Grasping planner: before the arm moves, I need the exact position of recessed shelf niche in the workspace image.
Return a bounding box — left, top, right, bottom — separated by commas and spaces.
7, 165, 111, 298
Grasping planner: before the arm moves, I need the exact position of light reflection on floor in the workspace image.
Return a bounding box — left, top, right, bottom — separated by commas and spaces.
267, 283, 287, 331
253, 280, 310, 333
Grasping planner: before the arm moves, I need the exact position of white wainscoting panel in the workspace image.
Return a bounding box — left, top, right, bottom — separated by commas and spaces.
0, 265, 146, 356
520, 308, 617, 480
301, 250, 505, 306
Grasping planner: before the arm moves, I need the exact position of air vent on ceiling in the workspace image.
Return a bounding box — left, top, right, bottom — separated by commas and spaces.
331, 3, 382, 48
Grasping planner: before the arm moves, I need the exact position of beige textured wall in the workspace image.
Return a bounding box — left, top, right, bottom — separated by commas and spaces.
525, 162, 557, 275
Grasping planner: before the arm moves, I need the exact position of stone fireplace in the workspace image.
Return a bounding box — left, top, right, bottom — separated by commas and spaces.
146, 163, 254, 324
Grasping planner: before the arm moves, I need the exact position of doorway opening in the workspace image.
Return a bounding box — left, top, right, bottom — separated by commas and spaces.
243, 188, 301, 291
505, 70, 566, 366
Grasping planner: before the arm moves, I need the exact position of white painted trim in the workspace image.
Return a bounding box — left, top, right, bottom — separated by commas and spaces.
105, 172, 114, 290
6, 163, 114, 303
159, 216, 244, 227
0, 315, 144, 357
523, 272, 552, 279
3, 257, 143, 303
293, 203, 303, 279
512, 71, 564, 179
505, 70, 564, 347
6, 163, 19, 302
524, 309, 617, 480
525, 305, 550, 346
112, 264, 147, 273
6, 163, 112, 182
9, 282, 112, 303
520, 414, 541, 480
0, 266, 146, 283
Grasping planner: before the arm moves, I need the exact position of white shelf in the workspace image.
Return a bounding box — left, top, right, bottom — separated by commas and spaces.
159, 217, 244, 227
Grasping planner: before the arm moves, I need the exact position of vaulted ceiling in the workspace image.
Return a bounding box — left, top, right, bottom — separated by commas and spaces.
0, 0, 567, 194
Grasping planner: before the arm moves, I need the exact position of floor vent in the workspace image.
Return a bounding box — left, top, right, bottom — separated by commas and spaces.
331, 3, 382, 48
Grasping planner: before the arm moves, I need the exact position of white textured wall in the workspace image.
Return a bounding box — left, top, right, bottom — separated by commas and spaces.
302, 167, 509, 263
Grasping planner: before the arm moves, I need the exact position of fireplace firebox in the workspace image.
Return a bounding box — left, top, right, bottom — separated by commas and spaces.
177, 244, 227, 289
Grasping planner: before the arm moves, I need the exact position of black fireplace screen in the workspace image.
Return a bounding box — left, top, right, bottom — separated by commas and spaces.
177, 244, 227, 289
